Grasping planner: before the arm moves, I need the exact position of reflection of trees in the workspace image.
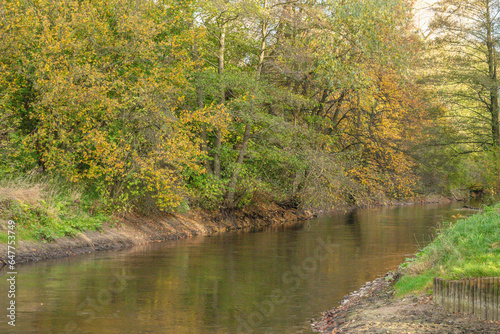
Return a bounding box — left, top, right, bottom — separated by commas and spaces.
6, 203, 465, 333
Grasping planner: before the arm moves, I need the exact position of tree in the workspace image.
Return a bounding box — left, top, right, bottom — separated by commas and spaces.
0, 0, 432, 212
0, 0, 227, 210
264, 0, 422, 204
429, 0, 500, 148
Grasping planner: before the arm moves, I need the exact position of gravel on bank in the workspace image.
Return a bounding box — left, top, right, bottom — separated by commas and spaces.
312, 272, 500, 334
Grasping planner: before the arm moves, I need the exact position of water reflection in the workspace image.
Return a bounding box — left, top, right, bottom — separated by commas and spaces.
0, 202, 478, 334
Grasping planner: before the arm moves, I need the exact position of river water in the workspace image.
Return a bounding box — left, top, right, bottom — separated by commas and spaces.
0, 202, 479, 333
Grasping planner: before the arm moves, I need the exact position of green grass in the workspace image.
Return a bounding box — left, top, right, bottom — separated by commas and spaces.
395, 204, 500, 296
0, 176, 111, 243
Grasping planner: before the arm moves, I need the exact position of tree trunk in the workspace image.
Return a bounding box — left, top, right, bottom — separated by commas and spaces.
331, 89, 346, 129
492, 93, 500, 146
225, 122, 252, 205
486, 2, 500, 146
193, 38, 212, 174
214, 22, 227, 178
315, 89, 329, 116
256, 13, 267, 78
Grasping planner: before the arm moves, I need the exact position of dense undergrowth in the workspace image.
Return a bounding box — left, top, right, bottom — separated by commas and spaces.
395, 204, 500, 296
0, 176, 110, 242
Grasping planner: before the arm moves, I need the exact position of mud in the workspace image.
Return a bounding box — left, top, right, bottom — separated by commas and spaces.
0, 202, 310, 265
312, 272, 500, 334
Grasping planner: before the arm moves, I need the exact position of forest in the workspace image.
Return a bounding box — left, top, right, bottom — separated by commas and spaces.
1, 0, 500, 235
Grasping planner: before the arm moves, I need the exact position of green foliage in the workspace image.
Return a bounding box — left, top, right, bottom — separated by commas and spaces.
417, 145, 500, 197
186, 172, 226, 210
395, 204, 500, 295
0, 177, 109, 242
0, 0, 439, 219
426, 0, 500, 148
0, 0, 227, 212
414, 0, 500, 196
449, 151, 500, 194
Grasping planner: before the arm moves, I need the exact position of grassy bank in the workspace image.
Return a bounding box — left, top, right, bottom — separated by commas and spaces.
395, 204, 500, 296
0, 177, 109, 243
0, 175, 309, 251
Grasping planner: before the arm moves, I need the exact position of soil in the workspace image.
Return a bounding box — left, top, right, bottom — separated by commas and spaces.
0, 191, 461, 267
312, 272, 500, 334
0, 202, 311, 265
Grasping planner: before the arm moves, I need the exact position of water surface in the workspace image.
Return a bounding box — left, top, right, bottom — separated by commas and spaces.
0, 202, 477, 333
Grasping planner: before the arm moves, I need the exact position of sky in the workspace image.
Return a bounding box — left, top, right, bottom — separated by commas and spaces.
413, 0, 437, 37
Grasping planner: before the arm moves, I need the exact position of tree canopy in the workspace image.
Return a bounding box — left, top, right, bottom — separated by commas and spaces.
0, 0, 449, 212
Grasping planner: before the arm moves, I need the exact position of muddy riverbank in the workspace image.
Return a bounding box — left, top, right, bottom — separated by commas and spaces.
312, 271, 500, 334
0, 194, 463, 266
0, 202, 310, 265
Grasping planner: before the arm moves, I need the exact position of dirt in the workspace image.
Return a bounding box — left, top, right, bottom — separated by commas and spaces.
0, 202, 311, 265
312, 272, 500, 334
0, 188, 462, 267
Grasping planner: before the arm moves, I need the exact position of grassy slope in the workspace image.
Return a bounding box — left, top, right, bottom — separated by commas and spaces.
0, 177, 109, 243
395, 204, 500, 295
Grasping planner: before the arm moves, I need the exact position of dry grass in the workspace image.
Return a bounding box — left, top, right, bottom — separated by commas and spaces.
0, 178, 45, 233
0, 176, 81, 207
0, 185, 43, 206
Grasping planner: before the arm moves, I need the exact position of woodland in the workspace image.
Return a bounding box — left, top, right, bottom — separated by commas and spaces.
1, 0, 500, 221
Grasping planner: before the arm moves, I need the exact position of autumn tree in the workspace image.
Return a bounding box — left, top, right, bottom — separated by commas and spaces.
0, 0, 227, 210
256, 0, 424, 204
0, 0, 434, 212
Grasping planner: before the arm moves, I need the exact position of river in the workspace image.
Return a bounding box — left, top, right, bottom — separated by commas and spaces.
0, 202, 480, 333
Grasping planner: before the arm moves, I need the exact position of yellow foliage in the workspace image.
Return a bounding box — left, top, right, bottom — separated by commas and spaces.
337, 69, 424, 199
0, 0, 226, 210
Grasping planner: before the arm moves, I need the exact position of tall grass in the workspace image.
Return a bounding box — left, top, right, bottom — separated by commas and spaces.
395, 204, 500, 295
0, 175, 110, 242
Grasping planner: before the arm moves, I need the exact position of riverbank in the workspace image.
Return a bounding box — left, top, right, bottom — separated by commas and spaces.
0, 201, 310, 265
0, 177, 460, 267
312, 204, 500, 333
311, 271, 500, 333
0, 193, 466, 267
